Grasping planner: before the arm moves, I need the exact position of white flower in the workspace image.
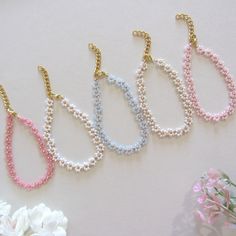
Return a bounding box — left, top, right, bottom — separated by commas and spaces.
0, 201, 68, 236
12, 207, 30, 234
0, 207, 30, 236
29, 204, 68, 236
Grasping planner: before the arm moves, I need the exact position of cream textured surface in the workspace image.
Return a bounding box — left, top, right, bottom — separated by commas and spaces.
0, 0, 236, 235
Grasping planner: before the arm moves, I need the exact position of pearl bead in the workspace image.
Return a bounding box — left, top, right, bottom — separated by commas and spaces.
74, 164, 82, 172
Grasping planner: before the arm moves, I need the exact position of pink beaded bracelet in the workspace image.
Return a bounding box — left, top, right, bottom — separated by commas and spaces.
0, 85, 55, 190
176, 13, 236, 122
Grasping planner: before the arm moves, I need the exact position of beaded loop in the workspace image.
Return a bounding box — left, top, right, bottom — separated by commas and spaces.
39, 65, 105, 172
43, 97, 105, 172
89, 43, 149, 155
183, 44, 236, 121
93, 75, 149, 154
5, 114, 55, 190
0, 84, 55, 190
176, 14, 236, 121
133, 30, 193, 137
135, 60, 193, 137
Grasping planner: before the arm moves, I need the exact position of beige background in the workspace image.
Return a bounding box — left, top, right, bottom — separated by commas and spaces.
0, 0, 236, 235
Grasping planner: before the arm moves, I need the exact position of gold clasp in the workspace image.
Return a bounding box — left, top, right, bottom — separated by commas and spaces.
38, 65, 63, 100
0, 85, 17, 116
133, 30, 153, 63
176, 13, 198, 47
88, 43, 108, 80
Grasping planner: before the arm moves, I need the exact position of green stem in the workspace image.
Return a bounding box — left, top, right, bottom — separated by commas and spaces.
230, 182, 236, 188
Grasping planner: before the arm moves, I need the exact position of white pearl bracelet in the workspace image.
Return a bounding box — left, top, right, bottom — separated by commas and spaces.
135, 59, 193, 137
43, 97, 105, 172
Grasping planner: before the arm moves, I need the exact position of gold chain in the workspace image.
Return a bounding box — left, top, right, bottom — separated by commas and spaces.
0, 85, 17, 116
38, 65, 63, 100
133, 30, 153, 63
88, 43, 108, 80
176, 13, 198, 47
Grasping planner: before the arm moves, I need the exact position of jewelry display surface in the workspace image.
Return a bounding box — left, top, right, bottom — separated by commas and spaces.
0, 0, 236, 236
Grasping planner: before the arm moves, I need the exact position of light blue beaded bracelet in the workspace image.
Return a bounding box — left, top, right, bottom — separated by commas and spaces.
92, 74, 149, 155
89, 43, 149, 155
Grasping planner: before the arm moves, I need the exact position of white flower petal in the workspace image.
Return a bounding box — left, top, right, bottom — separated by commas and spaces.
0, 216, 20, 236
12, 206, 30, 234
31, 232, 52, 236
43, 211, 68, 231
43, 218, 58, 232
53, 226, 67, 236
0, 201, 11, 217
31, 227, 66, 236
29, 204, 51, 232
51, 211, 68, 229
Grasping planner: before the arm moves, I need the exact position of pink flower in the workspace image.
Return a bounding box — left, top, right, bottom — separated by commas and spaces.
194, 168, 236, 226
206, 178, 218, 189
197, 194, 207, 204
207, 168, 222, 180
193, 182, 202, 192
